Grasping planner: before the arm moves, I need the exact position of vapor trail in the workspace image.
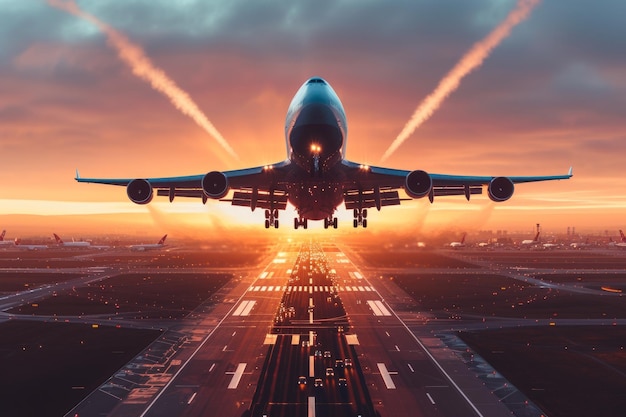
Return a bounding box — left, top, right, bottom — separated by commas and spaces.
381, 0, 541, 162
48, 0, 239, 161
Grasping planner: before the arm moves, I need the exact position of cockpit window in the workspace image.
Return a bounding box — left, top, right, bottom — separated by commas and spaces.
307, 78, 326, 85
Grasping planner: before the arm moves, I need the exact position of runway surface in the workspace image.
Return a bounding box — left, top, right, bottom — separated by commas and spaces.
65, 241, 512, 417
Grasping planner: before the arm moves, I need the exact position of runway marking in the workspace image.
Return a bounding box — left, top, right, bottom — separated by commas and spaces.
354, 271, 363, 279
286, 269, 292, 274
395, 345, 400, 351
232, 300, 256, 316
232, 331, 237, 337
374, 300, 391, 316
308, 396, 316, 417
358, 286, 365, 292
292, 334, 300, 345
377, 363, 396, 389
233, 300, 250, 316
309, 356, 315, 377
426, 393, 436, 405
298, 286, 303, 292
345, 334, 360, 345
268, 272, 275, 278
259, 272, 268, 279
241, 300, 255, 316
314, 286, 319, 292
407, 364, 415, 373
208, 363, 216, 372
222, 345, 228, 352
187, 392, 197, 405
385, 331, 391, 337
264, 334, 277, 345
367, 300, 384, 316
246, 285, 380, 293
273, 258, 286, 263
268, 286, 274, 291
351, 286, 359, 291
345, 286, 352, 291
365, 286, 373, 291
227, 363, 246, 389
348, 272, 355, 279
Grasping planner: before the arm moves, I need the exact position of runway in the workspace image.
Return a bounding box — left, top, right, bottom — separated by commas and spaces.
65, 241, 512, 417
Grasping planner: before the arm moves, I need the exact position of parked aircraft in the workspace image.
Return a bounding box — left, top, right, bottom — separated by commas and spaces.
521, 224, 541, 245
450, 233, 467, 248
14, 238, 48, 250
0, 230, 15, 246
616, 230, 626, 248
53, 234, 109, 249
129, 235, 167, 251
76, 77, 572, 229
53, 233, 91, 247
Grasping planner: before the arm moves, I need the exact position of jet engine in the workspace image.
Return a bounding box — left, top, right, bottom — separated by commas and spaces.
488, 177, 514, 202
126, 179, 153, 205
202, 171, 229, 199
404, 170, 432, 199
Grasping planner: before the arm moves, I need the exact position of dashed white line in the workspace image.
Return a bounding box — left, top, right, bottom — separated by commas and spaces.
407, 364, 415, 373
426, 392, 436, 405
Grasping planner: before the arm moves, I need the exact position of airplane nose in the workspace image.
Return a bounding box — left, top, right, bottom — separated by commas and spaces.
290, 103, 343, 158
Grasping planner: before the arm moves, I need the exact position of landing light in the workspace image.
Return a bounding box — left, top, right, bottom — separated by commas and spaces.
359, 164, 370, 171
310, 144, 321, 153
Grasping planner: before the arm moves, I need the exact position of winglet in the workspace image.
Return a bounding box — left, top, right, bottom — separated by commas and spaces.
75, 169, 80, 181
568, 166, 573, 177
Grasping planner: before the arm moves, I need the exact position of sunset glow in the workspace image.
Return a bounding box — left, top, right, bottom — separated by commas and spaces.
1, 1, 624, 236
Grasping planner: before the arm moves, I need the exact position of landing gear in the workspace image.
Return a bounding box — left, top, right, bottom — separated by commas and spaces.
264, 209, 279, 228
352, 208, 368, 228
294, 217, 308, 230
323, 217, 338, 229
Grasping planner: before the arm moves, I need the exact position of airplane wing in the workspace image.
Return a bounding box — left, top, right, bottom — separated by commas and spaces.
75, 160, 292, 210
339, 160, 572, 209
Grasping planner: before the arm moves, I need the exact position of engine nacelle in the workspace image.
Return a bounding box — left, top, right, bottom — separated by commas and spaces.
202, 171, 229, 199
127, 179, 153, 205
488, 177, 515, 202
404, 170, 432, 199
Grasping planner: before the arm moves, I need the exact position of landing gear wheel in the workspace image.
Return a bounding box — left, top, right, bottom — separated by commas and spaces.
353, 219, 358, 228
303, 219, 308, 229
265, 219, 270, 229
362, 209, 368, 218
362, 219, 368, 228
273, 209, 279, 219
294, 218, 299, 229
333, 217, 338, 229
274, 219, 279, 228
265, 210, 270, 219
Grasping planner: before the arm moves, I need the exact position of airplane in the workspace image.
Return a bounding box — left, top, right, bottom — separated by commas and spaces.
53, 233, 91, 247
449, 233, 466, 248
521, 224, 541, 245
0, 230, 15, 246
75, 77, 573, 229
52, 233, 110, 249
570, 238, 590, 249
616, 230, 626, 248
129, 234, 167, 251
13, 238, 48, 250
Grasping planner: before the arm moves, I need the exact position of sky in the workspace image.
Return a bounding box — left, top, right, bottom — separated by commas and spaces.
1, 0, 625, 237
